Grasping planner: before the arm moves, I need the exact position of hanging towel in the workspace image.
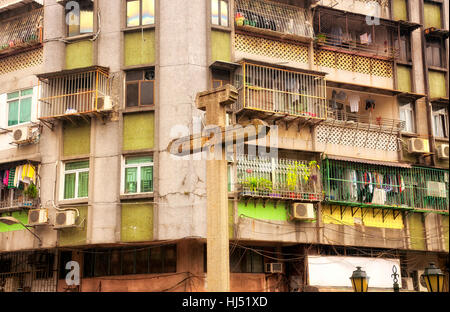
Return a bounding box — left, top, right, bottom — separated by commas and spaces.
8, 168, 16, 189
348, 94, 360, 112
3, 170, 9, 187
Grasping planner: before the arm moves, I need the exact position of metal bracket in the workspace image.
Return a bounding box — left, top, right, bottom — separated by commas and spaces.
351, 206, 360, 217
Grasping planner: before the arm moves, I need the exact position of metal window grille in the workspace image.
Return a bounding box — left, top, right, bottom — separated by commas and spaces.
322, 159, 449, 212
0, 8, 43, 57
234, 62, 327, 119
38, 68, 111, 119
0, 251, 57, 292
236, 155, 322, 201
235, 0, 314, 39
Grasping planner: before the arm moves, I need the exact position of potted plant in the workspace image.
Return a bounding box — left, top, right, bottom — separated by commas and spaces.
316, 33, 326, 43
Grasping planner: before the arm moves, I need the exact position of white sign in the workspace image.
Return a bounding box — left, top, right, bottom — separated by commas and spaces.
308, 255, 401, 288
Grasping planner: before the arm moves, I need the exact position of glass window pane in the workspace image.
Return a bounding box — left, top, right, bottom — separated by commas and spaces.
126, 156, 153, 165
8, 100, 19, 126
19, 97, 32, 124
140, 81, 154, 106
211, 0, 219, 25
80, 10, 94, 34
142, 0, 155, 25
135, 249, 149, 274
164, 245, 177, 273
127, 0, 140, 27
110, 250, 122, 275
78, 171, 89, 198
125, 167, 138, 193
126, 83, 139, 107
121, 249, 135, 275
251, 252, 263, 273
7, 91, 19, 100
140, 166, 153, 193
220, 1, 228, 27
66, 161, 89, 171
20, 89, 33, 97
64, 173, 76, 199
126, 70, 143, 82
94, 250, 109, 277
149, 247, 163, 273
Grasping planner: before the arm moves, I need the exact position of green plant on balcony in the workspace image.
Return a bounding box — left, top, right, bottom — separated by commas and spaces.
316, 33, 326, 43
23, 183, 38, 200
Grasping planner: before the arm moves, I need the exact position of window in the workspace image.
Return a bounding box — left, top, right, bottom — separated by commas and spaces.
66, 0, 94, 37
63, 161, 89, 200
399, 102, 415, 133
230, 247, 265, 273
211, 68, 230, 90
126, 69, 155, 108
7, 89, 33, 127
83, 245, 176, 277
211, 0, 228, 27
123, 156, 153, 194
126, 0, 155, 27
432, 106, 449, 138
394, 32, 411, 62
426, 39, 444, 68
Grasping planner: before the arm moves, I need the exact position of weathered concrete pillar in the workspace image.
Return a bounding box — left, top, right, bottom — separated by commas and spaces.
196, 85, 238, 292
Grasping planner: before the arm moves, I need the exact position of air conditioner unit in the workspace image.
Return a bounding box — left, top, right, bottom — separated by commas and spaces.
407, 138, 430, 154
265, 263, 284, 274
54, 211, 77, 229
426, 181, 447, 198
437, 144, 449, 160
417, 270, 428, 292
12, 126, 31, 144
95, 96, 113, 111
291, 203, 315, 221
28, 209, 48, 226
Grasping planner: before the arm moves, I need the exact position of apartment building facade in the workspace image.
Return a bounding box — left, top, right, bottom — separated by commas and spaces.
0, 0, 448, 292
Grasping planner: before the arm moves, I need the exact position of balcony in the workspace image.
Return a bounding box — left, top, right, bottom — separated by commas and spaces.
236, 155, 322, 201
313, 6, 399, 60
234, 0, 314, 43
234, 62, 328, 122
322, 158, 449, 213
0, 7, 43, 58
38, 66, 112, 122
0, 198, 39, 213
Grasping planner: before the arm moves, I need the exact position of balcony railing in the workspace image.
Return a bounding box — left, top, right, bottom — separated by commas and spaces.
0, 7, 43, 57
236, 155, 322, 201
327, 108, 406, 133
235, 0, 314, 41
234, 62, 328, 119
38, 67, 111, 119
0, 198, 39, 212
323, 159, 449, 212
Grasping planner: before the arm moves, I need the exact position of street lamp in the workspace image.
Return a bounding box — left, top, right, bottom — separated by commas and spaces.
350, 266, 369, 292
422, 262, 445, 292
0, 216, 42, 247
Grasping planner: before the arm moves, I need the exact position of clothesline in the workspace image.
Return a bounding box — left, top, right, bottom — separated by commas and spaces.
0, 164, 37, 190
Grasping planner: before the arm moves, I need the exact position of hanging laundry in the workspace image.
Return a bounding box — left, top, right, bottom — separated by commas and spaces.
21, 164, 36, 184
360, 33, 369, 44
365, 99, 376, 111
372, 188, 386, 205
3, 170, 9, 187
0, 170, 4, 189
348, 94, 360, 112
331, 26, 343, 45
8, 168, 16, 189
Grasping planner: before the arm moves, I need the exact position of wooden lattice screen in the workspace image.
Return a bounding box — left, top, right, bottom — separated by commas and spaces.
0, 47, 43, 74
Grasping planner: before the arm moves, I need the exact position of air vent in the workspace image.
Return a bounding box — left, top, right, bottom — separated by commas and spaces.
265, 263, 284, 274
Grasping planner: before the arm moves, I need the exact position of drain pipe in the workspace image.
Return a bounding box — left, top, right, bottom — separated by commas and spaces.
419, 0, 437, 167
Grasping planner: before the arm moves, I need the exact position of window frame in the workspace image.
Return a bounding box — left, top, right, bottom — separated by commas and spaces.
395, 31, 412, 63
399, 101, 416, 134
62, 160, 90, 200
6, 88, 33, 127
65, 0, 95, 38
432, 106, 449, 139
125, 69, 155, 108
426, 38, 445, 68
125, 0, 155, 28
211, 0, 229, 28
121, 155, 154, 195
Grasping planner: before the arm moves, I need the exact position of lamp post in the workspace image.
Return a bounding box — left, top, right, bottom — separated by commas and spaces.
392, 265, 400, 292
0, 216, 42, 247
350, 266, 369, 292
422, 262, 445, 292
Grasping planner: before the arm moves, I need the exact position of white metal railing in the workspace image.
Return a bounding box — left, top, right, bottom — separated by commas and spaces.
236, 155, 321, 201
234, 62, 328, 119
0, 8, 43, 56
235, 0, 314, 39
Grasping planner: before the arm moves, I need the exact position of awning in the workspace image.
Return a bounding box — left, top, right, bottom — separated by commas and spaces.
37, 66, 110, 80
325, 154, 412, 168
397, 20, 421, 32
430, 97, 449, 108
397, 92, 426, 102
0, 154, 41, 167
0, 0, 42, 13
326, 81, 403, 97
424, 27, 449, 39
209, 60, 241, 71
